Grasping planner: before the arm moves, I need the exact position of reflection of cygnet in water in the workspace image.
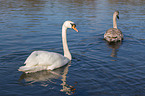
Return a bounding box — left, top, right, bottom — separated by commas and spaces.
106, 42, 122, 57
19, 63, 77, 95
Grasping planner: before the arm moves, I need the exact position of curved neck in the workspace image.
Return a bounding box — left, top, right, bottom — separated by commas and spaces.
113, 14, 117, 28
62, 25, 72, 60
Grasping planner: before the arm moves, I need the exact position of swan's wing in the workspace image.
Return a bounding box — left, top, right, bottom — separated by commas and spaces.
24, 51, 69, 67
18, 51, 70, 73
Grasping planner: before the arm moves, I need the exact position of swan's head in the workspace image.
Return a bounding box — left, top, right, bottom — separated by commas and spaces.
114, 11, 119, 19
63, 21, 78, 32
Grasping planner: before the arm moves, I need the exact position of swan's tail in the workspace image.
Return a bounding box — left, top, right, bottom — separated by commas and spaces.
18, 66, 46, 73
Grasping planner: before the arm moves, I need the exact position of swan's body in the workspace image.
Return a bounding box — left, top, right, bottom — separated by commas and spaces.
18, 21, 78, 73
104, 11, 123, 42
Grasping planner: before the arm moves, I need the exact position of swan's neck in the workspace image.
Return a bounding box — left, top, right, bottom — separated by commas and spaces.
113, 14, 117, 29
62, 25, 72, 60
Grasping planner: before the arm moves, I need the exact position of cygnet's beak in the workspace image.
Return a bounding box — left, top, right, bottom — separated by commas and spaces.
117, 15, 119, 19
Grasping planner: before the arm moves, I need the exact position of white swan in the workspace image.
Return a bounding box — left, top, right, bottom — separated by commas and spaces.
18, 21, 78, 73
104, 11, 123, 42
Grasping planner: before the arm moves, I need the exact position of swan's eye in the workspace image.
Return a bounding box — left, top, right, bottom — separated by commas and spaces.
71, 23, 78, 32
71, 23, 76, 28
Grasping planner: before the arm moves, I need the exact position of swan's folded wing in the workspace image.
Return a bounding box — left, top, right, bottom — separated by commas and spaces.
24, 51, 69, 66
18, 51, 70, 73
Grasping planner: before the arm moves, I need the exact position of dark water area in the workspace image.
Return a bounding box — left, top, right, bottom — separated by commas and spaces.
0, 0, 145, 95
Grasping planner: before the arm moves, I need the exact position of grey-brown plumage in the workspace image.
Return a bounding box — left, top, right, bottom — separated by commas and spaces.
104, 11, 123, 42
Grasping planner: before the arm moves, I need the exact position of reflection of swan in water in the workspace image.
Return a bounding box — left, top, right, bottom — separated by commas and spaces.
60, 64, 77, 95
19, 63, 77, 95
106, 42, 122, 57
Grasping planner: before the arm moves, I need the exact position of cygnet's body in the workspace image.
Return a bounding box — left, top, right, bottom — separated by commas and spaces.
104, 11, 123, 42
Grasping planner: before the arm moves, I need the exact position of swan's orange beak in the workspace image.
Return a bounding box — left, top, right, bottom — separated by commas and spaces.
72, 25, 78, 32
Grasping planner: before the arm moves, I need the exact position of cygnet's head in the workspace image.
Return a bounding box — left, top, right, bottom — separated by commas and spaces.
63, 21, 78, 32
114, 11, 119, 19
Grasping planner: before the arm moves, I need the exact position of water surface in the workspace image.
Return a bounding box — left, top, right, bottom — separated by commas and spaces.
0, 0, 145, 95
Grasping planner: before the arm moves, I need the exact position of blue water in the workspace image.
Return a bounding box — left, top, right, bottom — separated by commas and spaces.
0, 0, 145, 95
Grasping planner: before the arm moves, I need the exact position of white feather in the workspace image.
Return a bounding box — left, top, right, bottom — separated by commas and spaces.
19, 51, 70, 73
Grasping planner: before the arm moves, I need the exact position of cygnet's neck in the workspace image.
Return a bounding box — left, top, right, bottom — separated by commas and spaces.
113, 14, 117, 28
62, 25, 72, 60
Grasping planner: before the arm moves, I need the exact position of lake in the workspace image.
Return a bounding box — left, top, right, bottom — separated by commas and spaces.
0, 0, 145, 96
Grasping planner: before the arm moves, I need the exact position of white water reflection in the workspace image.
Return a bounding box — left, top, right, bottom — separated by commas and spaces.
19, 62, 77, 95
